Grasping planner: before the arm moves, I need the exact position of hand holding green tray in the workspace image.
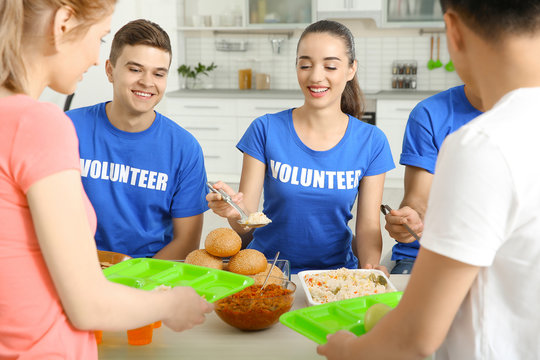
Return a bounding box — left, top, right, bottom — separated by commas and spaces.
279, 291, 403, 344
103, 258, 254, 303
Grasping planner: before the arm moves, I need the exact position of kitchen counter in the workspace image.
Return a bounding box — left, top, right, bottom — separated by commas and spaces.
375, 90, 439, 100
97, 274, 410, 360
166, 89, 439, 101
167, 89, 306, 100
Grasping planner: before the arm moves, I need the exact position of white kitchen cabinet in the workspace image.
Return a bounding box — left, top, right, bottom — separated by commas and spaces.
176, 116, 237, 141
237, 98, 304, 137
317, 0, 382, 25
197, 140, 240, 176
180, 0, 245, 28
317, 0, 382, 12
376, 99, 418, 188
382, 0, 444, 28
179, 0, 314, 30
170, 97, 236, 117
247, 0, 314, 27
167, 98, 241, 182
167, 96, 303, 183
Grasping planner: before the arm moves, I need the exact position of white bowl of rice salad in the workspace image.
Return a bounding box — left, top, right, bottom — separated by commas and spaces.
298, 268, 397, 306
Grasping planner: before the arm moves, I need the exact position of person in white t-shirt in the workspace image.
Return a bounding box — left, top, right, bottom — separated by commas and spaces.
317, 0, 540, 359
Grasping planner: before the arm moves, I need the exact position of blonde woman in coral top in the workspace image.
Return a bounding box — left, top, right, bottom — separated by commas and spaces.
0, 1, 212, 358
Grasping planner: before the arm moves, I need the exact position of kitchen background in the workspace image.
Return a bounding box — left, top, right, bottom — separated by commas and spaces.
41, 0, 460, 107
40, 0, 461, 265
178, 0, 461, 92
183, 31, 460, 92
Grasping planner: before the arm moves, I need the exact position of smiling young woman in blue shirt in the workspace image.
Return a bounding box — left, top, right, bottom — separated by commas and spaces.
207, 20, 394, 274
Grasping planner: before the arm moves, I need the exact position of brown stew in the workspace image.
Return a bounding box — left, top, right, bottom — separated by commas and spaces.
215, 284, 294, 330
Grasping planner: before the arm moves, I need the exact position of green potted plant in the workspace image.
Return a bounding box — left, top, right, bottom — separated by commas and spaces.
177, 62, 217, 89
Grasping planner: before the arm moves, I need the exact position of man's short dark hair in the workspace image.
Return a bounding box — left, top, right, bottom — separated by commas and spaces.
440, 0, 540, 41
109, 19, 171, 66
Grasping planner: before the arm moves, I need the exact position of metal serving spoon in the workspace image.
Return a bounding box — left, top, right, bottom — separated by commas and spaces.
207, 181, 268, 229
369, 272, 388, 287
260, 251, 280, 292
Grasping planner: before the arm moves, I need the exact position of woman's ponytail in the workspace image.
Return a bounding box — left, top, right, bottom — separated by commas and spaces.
341, 73, 364, 120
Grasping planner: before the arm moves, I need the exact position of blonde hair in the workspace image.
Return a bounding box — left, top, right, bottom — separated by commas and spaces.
0, 0, 116, 94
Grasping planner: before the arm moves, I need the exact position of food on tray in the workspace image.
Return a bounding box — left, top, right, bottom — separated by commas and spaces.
303, 268, 393, 304
100, 261, 113, 269
205, 228, 241, 257
228, 249, 267, 275
252, 263, 286, 286
215, 280, 295, 331
185, 249, 223, 270
364, 303, 392, 332
242, 211, 272, 225
152, 285, 171, 292
97, 250, 131, 269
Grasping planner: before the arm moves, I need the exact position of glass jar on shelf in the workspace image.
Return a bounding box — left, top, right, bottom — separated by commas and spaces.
390, 60, 418, 90
397, 76, 404, 89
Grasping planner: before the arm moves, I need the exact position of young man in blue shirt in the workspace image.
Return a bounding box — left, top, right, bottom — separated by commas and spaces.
68, 20, 208, 259
384, 84, 483, 274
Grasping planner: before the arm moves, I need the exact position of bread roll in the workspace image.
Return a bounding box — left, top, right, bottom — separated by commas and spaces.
185, 249, 223, 270
228, 249, 267, 275
252, 263, 286, 286
205, 228, 241, 257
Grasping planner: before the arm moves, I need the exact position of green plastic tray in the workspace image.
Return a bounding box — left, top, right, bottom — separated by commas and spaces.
103, 258, 254, 303
279, 291, 403, 344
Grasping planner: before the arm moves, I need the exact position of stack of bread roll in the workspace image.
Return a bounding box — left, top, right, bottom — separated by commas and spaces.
185, 228, 285, 285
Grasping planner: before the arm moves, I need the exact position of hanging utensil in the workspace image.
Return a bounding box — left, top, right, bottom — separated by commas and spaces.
427, 35, 436, 70
269, 38, 284, 54
207, 182, 268, 229
260, 251, 280, 292
445, 60, 455, 72
433, 35, 443, 69
380, 204, 421, 241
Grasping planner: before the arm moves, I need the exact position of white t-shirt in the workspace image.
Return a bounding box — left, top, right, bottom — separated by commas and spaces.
421, 87, 540, 360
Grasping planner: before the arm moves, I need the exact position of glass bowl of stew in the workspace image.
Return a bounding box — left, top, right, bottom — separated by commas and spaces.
214, 276, 296, 331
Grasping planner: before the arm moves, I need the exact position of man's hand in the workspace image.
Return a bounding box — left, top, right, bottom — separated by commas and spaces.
384, 206, 423, 243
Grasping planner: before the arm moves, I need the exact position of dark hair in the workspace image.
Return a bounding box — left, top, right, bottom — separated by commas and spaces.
297, 20, 364, 119
109, 19, 172, 67
440, 0, 540, 41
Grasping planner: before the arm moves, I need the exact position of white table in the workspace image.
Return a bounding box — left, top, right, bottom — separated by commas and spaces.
97, 274, 410, 360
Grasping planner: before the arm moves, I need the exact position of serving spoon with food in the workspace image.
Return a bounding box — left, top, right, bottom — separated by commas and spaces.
207, 181, 270, 228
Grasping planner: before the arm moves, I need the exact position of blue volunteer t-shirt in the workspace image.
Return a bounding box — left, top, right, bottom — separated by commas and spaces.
67, 102, 209, 258
393, 85, 482, 261
237, 109, 395, 274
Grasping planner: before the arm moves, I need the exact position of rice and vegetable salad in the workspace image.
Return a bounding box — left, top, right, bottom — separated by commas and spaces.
304, 268, 393, 304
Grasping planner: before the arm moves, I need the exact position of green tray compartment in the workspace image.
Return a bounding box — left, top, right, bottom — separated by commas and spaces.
103, 258, 253, 302
280, 291, 403, 344
279, 313, 330, 344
